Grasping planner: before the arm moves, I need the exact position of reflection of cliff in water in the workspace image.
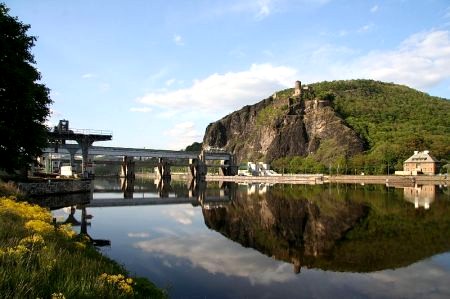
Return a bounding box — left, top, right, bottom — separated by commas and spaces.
203, 184, 450, 273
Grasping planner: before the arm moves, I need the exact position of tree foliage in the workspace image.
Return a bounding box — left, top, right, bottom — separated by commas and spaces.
185, 141, 202, 152
0, 4, 52, 173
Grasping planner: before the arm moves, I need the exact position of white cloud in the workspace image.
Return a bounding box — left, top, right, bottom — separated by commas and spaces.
130, 107, 153, 113
354, 30, 450, 88
165, 78, 176, 86
173, 34, 184, 46
82, 73, 95, 79
357, 23, 374, 33
163, 122, 203, 149
157, 110, 178, 119
370, 5, 379, 13
136, 63, 297, 114
228, 0, 330, 20
256, 0, 271, 19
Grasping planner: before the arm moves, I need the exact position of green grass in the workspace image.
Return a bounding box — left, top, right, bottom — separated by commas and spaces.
0, 196, 167, 299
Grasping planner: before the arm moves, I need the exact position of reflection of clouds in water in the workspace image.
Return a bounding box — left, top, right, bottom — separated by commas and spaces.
162, 260, 173, 268
127, 232, 150, 238
152, 227, 179, 237
134, 232, 450, 296
323, 255, 450, 299
364, 259, 450, 299
162, 206, 197, 225
134, 233, 296, 285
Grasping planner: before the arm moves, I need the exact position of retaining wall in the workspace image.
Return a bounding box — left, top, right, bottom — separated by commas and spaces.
18, 179, 92, 196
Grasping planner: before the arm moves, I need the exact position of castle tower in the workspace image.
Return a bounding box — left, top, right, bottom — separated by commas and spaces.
294, 81, 301, 97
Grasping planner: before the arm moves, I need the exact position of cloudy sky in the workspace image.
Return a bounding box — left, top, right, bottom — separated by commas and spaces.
5, 0, 450, 149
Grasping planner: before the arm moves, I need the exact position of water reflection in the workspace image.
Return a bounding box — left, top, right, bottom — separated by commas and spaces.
403, 184, 436, 209
62, 205, 111, 247
49, 180, 450, 299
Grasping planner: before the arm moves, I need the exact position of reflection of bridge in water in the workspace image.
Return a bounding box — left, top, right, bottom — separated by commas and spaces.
92, 177, 236, 209
77, 178, 236, 210
63, 206, 111, 247
87, 196, 232, 209
59, 179, 235, 247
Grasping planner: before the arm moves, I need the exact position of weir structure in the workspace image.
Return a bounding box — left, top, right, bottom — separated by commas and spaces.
44, 120, 237, 180
47, 120, 112, 178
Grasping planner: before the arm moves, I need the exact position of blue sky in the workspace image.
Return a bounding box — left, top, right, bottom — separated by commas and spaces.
5, 0, 450, 149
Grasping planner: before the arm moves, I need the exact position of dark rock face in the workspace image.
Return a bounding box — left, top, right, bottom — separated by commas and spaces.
203, 90, 364, 162
202, 188, 369, 271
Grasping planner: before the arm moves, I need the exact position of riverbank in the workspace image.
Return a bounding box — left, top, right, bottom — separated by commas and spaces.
0, 189, 167, 298
327, 174, 448, 185
205, 174, 448, 186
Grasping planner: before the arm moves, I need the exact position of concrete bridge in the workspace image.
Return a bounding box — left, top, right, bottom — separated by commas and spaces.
44, 120, 237, 179
43, 144, 237, 179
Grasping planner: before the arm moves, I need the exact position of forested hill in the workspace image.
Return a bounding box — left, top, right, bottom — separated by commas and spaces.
310, 80, 449, 161
203, 79, 450, 174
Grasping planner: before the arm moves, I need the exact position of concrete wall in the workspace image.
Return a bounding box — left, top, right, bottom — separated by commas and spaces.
18, 179, 92, 196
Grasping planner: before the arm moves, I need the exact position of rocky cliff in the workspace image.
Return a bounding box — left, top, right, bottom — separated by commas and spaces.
203, 81, 365, 162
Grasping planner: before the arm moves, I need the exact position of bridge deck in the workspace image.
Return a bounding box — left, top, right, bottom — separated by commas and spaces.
43, 145, 232, 160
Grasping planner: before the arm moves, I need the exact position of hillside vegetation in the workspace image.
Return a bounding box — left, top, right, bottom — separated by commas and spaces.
272, 80, 450, 174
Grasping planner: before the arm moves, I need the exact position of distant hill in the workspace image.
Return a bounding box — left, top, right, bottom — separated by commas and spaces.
203, 79, 450, 174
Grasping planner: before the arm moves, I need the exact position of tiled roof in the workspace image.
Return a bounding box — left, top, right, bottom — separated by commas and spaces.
404, 151, 439, 163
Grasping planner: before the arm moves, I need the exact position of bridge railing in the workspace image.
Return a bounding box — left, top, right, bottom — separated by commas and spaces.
70, 128, 113, 136
51, 128, 113, 136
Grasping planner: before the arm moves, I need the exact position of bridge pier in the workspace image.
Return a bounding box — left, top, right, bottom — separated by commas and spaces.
219, 160, 230, 176
219, 156, 238, 176
155, 158, 171, 180
65, 146, 79, 172
189, 158, 207, 180
188, 178, 206, 205
77, 137, 95, 177
120, 156, 136, 179
120, 177, 134, 198
156, 177, 171, 198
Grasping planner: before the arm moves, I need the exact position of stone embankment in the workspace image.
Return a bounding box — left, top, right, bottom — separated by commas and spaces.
206, 174, 324, 184
17, 179, 92, 196
206, 174, 448, 186
328, 175, 448, 185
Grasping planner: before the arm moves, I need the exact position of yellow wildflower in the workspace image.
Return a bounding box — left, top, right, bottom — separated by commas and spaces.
0, 197, 51, 222
51, 292, 65, 299
58, 224, 76, 239
74, 242, 86, 250
4, 244, 30, 259
19, 234, 45, 249
24, 219, 53, 234
98, 273, 134, 295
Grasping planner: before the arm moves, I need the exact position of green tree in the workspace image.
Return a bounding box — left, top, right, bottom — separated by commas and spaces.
0, 3, 52, 173
185, 141, 202, 152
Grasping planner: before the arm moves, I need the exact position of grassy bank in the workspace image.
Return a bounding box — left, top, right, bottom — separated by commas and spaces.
0, 194, 167, 298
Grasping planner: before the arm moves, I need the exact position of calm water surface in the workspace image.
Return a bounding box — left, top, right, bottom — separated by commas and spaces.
52, 178, 450, 299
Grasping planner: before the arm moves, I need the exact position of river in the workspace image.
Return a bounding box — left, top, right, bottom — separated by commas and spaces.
51, 178, 450, 299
